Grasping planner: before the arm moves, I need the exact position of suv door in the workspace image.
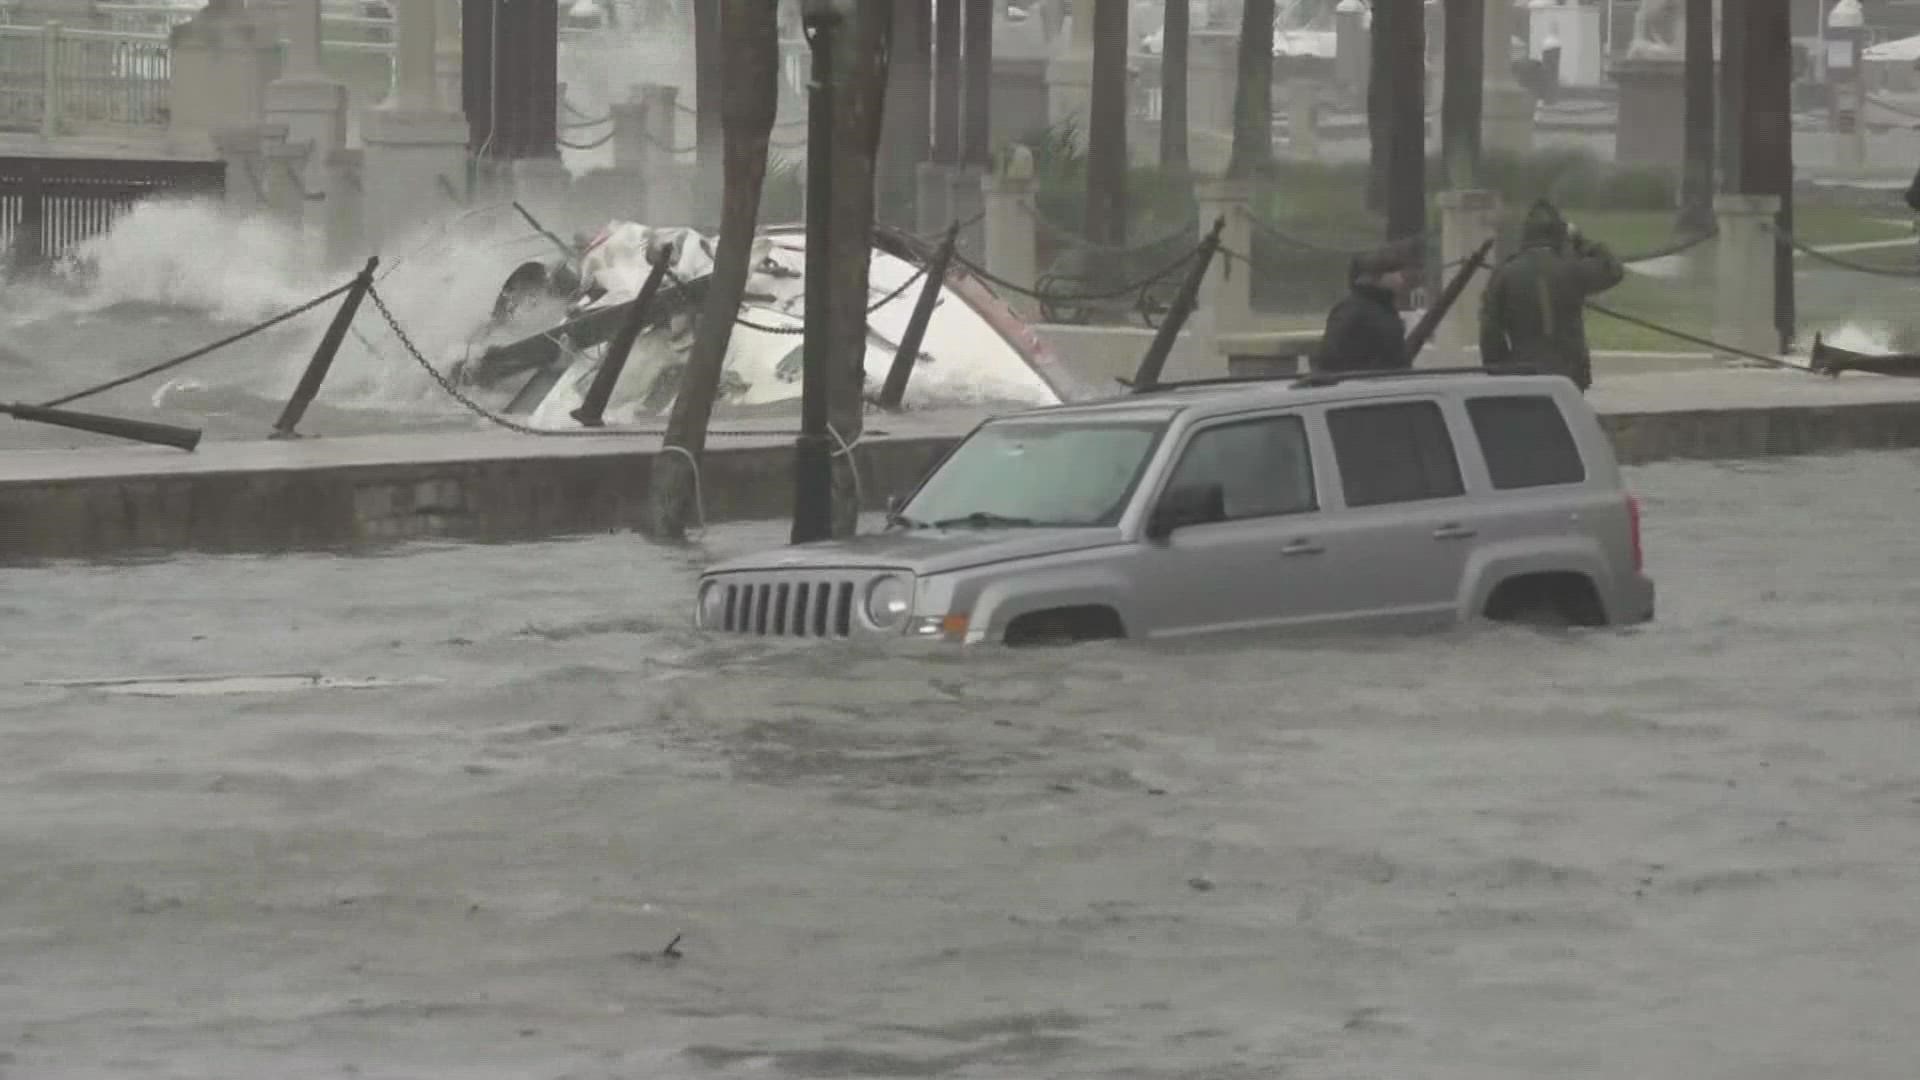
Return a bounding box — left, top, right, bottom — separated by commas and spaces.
1131, 412, 1334, 636
1317, 396, 1479, 627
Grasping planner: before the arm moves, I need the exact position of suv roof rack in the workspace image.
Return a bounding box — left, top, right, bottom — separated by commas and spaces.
1121, 365, 1541, 396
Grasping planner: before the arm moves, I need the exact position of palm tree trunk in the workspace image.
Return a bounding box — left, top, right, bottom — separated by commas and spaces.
1159, 0, 1189, 173
826, 0, 893, 538
879, 0, 931, 226
1380, 0, 1426, 244
1227, 0, 1274, 179
1441, 0, 1482, 189
693, 0, 724, 227
962, 0, 992, 166
650, 0, 778, 540
1086, 0, 1130, 247
932, 0, 961, 163
1677, 0, 1714, 232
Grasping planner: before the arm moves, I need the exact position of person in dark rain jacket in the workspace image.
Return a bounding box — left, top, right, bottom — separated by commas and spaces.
1478, 200, 1625, 391
1312, 241, 1419, 373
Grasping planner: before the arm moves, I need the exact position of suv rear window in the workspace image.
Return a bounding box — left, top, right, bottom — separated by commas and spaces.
1466, 395, 1586, 489
1327, 400, 1465, 508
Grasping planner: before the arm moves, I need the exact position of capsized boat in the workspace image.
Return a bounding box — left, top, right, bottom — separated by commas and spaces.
460, 220, 1092, 425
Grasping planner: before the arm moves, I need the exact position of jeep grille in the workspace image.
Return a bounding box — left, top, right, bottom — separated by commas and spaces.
716, 576, 858, 638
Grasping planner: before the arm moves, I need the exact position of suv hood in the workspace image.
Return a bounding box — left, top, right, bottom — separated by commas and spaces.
704, 526, 1126, 577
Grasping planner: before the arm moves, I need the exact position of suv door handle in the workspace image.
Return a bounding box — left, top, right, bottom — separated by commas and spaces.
1432, 524, 1478, 541
1280, 539, 1325, 556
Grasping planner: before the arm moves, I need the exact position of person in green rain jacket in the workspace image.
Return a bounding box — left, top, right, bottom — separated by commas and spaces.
1479, 200, 1626, 391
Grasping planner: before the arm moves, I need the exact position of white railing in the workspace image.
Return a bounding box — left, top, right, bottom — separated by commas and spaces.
0, 22, 170, 134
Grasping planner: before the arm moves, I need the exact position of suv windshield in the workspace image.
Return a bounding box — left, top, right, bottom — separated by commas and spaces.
896, 417, 1168, 529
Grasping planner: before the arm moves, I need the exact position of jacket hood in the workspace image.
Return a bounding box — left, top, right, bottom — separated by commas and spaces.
1521, 200, 1568, 245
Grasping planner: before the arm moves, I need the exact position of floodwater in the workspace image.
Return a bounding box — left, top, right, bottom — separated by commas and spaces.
3, 450, 1919, 1078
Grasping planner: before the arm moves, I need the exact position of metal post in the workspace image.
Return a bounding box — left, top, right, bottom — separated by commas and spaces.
878, 223, 958, 411
1130, 217, 1225, 391
792, 5, 838, 546
572, 243, 674, 427
271, 257, 380, 439
3, 402, 203, 452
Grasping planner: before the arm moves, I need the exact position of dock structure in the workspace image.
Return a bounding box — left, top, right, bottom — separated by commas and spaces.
5, 370, 1920, 562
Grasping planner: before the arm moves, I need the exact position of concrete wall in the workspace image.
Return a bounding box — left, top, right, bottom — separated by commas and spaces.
8, 399, 1920, 562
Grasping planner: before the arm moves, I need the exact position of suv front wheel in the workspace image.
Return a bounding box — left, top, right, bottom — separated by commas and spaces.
1002, 606, 1127, 647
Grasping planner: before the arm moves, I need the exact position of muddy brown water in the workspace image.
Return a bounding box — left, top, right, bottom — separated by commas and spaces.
3, 452, 1919, 1079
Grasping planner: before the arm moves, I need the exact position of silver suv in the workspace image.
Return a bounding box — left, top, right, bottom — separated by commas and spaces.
694, 369, 1655, 645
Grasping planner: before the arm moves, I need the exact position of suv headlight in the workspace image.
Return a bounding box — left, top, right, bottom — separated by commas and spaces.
865, 575, 912, 628
697, 581, 727, 629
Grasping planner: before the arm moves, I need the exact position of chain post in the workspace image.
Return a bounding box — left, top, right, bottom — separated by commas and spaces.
1130, 218, 1225, 392
877, 222, 958, 411
572, 243, 675, 427
271, 256, 380, 439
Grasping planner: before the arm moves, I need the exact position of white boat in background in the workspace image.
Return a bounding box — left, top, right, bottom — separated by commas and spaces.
462, 221, 1091, 426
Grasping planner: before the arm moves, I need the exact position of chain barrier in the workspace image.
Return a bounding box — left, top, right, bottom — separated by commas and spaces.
1242, 210, 1442, 258
560, 129, 616, 151
1868, 94, 1920, 121
1766, 223, 1920, 279
1613, 228, 1718, 264
1583, 300, 1810, 373
364, 284, 808, 438
563, 112, 612, 130
1022, 205, 1203, 259
40, 281, 356, 409
952, 245, 1198, 305
674, 100, 807, 128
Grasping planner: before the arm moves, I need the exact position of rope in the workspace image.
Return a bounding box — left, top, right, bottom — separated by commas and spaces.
659, 443, 707, 536
1766, 224, 1920, 278
828, 422, 863, 515
1583, 300, 1808, 373
560, 129, 615, 151
563, 112, 612, 130
40, 281, 355, 409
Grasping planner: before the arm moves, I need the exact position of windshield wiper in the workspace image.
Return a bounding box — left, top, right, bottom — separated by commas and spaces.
884, 510, 926, 530
930, 512, 1039, 530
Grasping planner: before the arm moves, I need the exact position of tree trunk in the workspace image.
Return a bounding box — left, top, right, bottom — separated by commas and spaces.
693, 0, 724, 228
1159, 0, 1188, 173
879, 0, 931, 227
1366, 8, 1389, 211
1440, 0, 1482, 190
932, 0, 961, 163
1380, 0, 1426, 244
1086, 0, 1129, 246
1677, 0, 1715, 232
962, 0, 992, 166
1227, 0, 1273, 179
826, 0, 893, 538
650, 0, 778, 540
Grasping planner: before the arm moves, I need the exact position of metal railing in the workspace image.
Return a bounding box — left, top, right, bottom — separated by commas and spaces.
0, 22, 171, 134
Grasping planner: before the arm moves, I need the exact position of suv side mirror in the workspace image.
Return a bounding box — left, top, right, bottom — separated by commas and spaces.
884, 493, 903, 516
1147, 484, 1226, 540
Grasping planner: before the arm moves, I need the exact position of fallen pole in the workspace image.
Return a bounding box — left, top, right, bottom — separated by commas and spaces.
572, 242, 676, 427
272, 256, 379, 439
877, 223, 958, 411
3, 402, 203, 451
1402, 236, 1495, 360
1129, 217, 1226, 392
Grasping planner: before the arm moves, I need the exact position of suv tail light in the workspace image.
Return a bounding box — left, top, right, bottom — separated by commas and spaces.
1626, 494, 1643, 571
